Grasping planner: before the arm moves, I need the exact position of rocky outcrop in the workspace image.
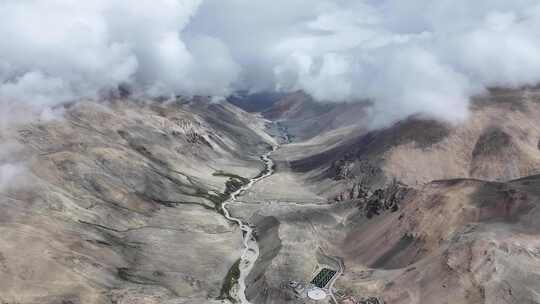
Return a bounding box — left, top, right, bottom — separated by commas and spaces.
361, 182, 411, 219
333, 181, 411, 218
334, 182, 370, 202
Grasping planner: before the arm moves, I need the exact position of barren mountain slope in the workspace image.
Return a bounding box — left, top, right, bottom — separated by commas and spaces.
0, 98, 275, 304
219, 89, 540, 304
281, 89, 540, 200
261, 91, 369, 142
231, 172, 540, 304
3, 89, 540, 304
337, 175, 540, 304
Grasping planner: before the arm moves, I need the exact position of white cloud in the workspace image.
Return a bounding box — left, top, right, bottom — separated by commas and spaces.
0, 0, 226, 104
185, 0, 540, 125
3, 0, 540, 126
0, 141, 28, 191
0, 163, 28, 192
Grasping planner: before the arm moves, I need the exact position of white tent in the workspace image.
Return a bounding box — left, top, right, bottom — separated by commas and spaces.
307, 287, 327, 300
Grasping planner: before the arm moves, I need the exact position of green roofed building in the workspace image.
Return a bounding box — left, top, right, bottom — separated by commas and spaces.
310, 268, 337, 288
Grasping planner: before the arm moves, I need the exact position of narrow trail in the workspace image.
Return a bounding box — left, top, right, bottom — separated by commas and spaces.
221, 145, 278, 304
325, 253, 344, 304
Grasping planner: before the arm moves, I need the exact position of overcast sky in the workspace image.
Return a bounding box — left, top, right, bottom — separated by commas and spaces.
2, 0, 540, 126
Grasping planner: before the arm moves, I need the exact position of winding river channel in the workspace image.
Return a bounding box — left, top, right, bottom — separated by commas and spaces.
221, 145, 278, 304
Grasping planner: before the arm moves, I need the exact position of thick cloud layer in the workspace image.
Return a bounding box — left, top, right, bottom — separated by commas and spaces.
0, 0, 237, 105
2, 0, 540, 126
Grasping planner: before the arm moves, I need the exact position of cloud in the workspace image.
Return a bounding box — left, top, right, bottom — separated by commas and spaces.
0, 163, 27, 192
188, 0, 540, 125
0, 0, 236, 105
0, 141, 28, 192
2, 0, 540, 126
